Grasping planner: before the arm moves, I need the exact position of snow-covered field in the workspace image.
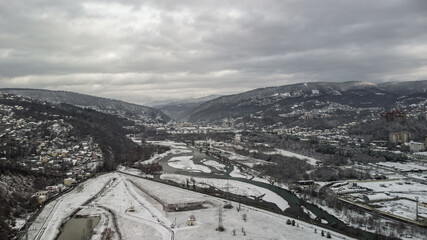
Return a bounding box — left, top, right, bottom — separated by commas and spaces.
94, 175, 171, 240
161, 173, 289, 211
355, 180, 427, 203
127, 174, 354, 240
328, 178, 427, 239
208, 146, 268, 167
230, 166, 247, 179
168, 156, 212, 173
312, 195, 427, 240
142, 141, 192, 164
375, 199, 427, 220
264, 148, 318, 166
29, 172, 356, 240
147, 140, 188, 149
201, 159, 226, 172
147, 140, 191, 154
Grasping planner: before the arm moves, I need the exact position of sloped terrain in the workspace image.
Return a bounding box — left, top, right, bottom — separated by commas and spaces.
0, 89, 170, 124
189, 81, 427, 127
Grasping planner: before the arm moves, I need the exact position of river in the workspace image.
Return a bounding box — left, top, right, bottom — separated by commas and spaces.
154, 144, 377, 240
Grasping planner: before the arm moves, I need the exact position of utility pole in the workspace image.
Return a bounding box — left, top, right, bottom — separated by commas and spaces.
218, 207, 223, 230
215, 206, 225, 231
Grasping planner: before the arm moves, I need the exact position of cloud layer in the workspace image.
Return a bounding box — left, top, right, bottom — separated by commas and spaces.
1, 0, 426, 104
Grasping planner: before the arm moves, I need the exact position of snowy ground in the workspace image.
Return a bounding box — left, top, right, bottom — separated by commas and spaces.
117, 166, 154, 178
229, 166, 247, 179
29, 172, 357, 240
327, 178, 427, 239
93, 175, 172, 240
264, 148, 318, 166
311, 198, 427, 240
333, 179, 427, 203
127, 174, 355, 240
355, 180, 427, 203
147, 140, 187, 149
375, 199, 427, 220
208, 146, 268, 168
168, 156, 212, 173
147, 140, 191, 154
142, 141, 192, 164
201, 159, 226, 172
27, 174, 114, 240
376, 161, 427, 172
161, 173, 289, 211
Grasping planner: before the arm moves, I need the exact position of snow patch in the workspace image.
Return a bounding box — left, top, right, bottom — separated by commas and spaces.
161, 174, 289, 211
168, 156, 211, 173
264, 149, 318, 166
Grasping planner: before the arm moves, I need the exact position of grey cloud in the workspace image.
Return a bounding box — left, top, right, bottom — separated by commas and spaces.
0, 0, 427, 103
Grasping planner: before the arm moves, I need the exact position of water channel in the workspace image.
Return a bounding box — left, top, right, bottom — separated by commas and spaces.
155, 145, 376, 240
56, 216, 100, 240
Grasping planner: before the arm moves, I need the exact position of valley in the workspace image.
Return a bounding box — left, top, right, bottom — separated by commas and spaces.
1, 81, 427, 240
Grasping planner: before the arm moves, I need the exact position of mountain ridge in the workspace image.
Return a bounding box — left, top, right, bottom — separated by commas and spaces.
188, 80, 427, 126
0, 88, 171, 124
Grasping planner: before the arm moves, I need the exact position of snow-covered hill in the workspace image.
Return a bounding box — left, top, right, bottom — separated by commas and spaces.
188, 80, 427, 127
0, 88, 170, 124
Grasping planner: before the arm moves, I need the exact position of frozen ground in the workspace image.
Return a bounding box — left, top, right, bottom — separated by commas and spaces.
161, 173, 289, 211
376, 161, 427, 172
147, 140, 187, 149
27, 174, 113, 240
29, 172, 356, 240
143, 141, 192, 164
375, 199, 427, 220
168, 156, 212, 173
208, 146, 268, 167
312, 198, 426, 240
127, 174, 354, 240
230, 166, 247, 179
201, 159, 226, 172
355, 180, 427, 203
117, 166, 154, 178
93, 175, 171, 240
264, 149, 318, 166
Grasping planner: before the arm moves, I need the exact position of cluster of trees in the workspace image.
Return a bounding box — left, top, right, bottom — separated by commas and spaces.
1, 97, 170, 171
0, 167, 60, 239
349, 118, 427, 142
138, 163, 163, 174
309, 167, 370, 181
312, 197, 424, 239
366, 150, 407, 162
0, 96, 170, 238
255, 154, 313, 183
0, 188, 11, 240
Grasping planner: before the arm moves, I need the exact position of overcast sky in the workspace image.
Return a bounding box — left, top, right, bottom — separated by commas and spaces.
1, 0, 426, 105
